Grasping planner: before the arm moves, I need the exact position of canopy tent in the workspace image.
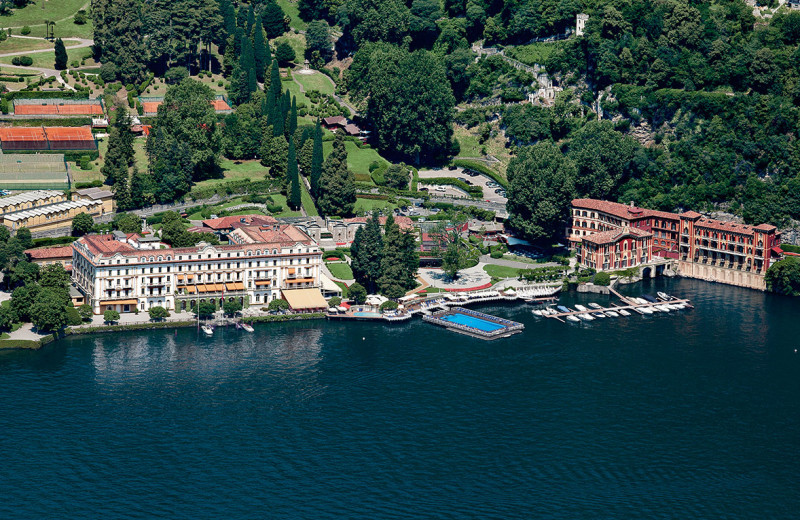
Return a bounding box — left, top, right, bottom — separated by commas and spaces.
282, 288, 328, 310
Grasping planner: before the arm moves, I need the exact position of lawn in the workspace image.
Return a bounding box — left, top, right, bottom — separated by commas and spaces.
192, 159, 269, 190
6, 46, 93, 69
294, 71, 334, 96
326, 261, 354, 280
322, 140, 388, 177
354, 197, 396, 214
454, 128, 481, 157
0, 37, 54, 54
283, 78, 311, 107
334, 281, 349, 297
1, 0, 86, 27
483, 264, 523, 279
300, 180, 318, 216
272, 33, 306, 66
275, 0, 307, 31
502, 254, 539, 264
268, 193, 302, 217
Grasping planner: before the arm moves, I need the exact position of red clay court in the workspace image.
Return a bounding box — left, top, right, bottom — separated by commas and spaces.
12, 99, 104, 116
0, 126, 96, 151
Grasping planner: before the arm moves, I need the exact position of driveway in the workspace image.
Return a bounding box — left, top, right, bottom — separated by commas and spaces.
417, 167, 508, 204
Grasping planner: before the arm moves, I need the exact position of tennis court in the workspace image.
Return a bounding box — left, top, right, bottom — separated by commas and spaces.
0, 154, 70, 190
13, 99, 104, 116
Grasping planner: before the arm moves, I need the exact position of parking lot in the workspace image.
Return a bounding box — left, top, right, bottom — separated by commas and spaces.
417, 167, 508, 204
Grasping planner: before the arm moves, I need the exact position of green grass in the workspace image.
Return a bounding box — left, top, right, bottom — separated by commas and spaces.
300, 179, 318, 216
322, 141, 388, 177
272, 33, 306, 65
294, 72, 334, 96
1, 0, 86, 27
192, 159, 269, 190
0, 37, 54, 54
502, 254, 539, 264
275, 0, 307, 31
334, 281, 349, 297
283, 79, 311, 107
5, 46, 92, 69
269, 193, 302, 217
455, 132, 482, 157
506, 41, 563, 67
353, 197, 396, 214
483, 264, 523, 279
326, 261, 354, 279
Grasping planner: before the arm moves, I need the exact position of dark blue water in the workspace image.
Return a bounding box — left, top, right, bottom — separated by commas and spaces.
1, 278, 799, 519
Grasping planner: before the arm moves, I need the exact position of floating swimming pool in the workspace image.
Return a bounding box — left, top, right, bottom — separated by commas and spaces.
423, 307, 524, 340
353, 312, 382, 318
439, 312, 505, 332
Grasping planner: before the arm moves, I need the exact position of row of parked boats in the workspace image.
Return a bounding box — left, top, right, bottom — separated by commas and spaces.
533, 292, 691, 323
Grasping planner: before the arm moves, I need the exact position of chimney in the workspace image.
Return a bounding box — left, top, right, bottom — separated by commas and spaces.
630, 201, 635, 207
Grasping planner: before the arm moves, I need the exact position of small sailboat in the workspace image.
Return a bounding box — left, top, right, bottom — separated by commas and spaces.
201, 324, 214, 336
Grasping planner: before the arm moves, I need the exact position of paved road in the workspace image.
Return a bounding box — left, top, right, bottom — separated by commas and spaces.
417, 167, 508, 204
0, 35, 95, 91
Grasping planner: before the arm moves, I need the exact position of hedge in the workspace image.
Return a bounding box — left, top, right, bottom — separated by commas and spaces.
370, 163, 388, 185
4, 91, 90, 100
421, 177, 483, 198
782, 244, 800, 253
451, 159, 509, 189
355, 193, 390, 201
68, 320, 197, 335
75, 180, 103, 189
32, 236, 77, 247
248, 313, 325, 323
0, 339, 42, 349
0, 117, 92, 127
8, 149, 98, 161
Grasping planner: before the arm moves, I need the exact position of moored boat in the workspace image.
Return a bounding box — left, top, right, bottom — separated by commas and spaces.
241, 323, 254, 332
618, 309, 632, 316
201, 325, 214, 336
566, 315, 581, 323
606, 310, 619, 317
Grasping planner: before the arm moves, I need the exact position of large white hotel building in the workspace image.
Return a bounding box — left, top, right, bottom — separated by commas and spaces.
72, 221, 328, 314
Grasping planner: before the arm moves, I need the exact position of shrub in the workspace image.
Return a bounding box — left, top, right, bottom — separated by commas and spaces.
268, 298, 290, 311
17, 56, 33, 66
20, 26, 31, 35
328, 296, 342, 307
594, 272, 611, 286
66, 307, 82, 326
99, 62, 118, 82
380, 300, 399, 311
74, 11, 87, 25
165, 66, 189, 84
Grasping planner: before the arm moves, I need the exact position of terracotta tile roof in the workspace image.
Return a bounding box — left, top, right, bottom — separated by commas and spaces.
572, 198, 681, 222
323, 116, 346, 126
343, 216, 413, 230
25, 245, 74, 259
680, 211, 702, 219
202, 214, 278, 230
583, 227, 651, 245
230, 225, 314, 247
754, 223, 777, 232
693, 218, 758, 235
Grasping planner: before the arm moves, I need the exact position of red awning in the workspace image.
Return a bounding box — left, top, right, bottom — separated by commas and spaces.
340, 302, 351, 309
772, 246, 784, 255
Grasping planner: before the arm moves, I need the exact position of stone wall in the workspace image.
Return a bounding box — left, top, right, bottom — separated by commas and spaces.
677, 261, 766, 291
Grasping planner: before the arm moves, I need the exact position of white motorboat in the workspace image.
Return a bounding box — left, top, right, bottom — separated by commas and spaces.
592, 312, 607, 319
639, 306, 655, 315
657, 291, 672, 301
566, 315, 581, 323
575, 304, 589, 312
606, 310, 619, 317
618, 309, 631, 316
201, 325, 214, 336
241, 323, 254, 332
578, 313, 595, 321
588, 303, 603, 309
532, 309, 544, 316
655, 305, 671, 312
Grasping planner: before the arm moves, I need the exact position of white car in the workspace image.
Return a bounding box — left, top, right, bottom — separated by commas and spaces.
434, 186, 447, 192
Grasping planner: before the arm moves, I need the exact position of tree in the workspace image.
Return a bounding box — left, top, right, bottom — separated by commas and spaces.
15, 227, 32, 249
317, 134, 356, 216
148, 79, 220, 182
39, 264, 70, 306
350, 213, 383, 292
328, 296, 342, 307
766, 257, 800, 296
78, 304, 94, 322
54, 38, 68, 70
384, 164, 410, 190
103, 309, 121, 324
275, 41, 296, 65
262, 0, 289, 39
261, 133, 289, 178
377, 215, 411, 297
566, 120, 637, 200
348, 282, 367, 304
223, 299, 242, 316
441, 236, 464, 280
148, 306, 169, 321
0, 304, 15, 330
348, 44, 455, 163
268, 298, 290, 311
305, 20, 332, 65
252, 25, 269, 82
196, 301, 216, 318
7, 260, 39, 288
310, 119, 324, 196
286, 139, 302, 210
30, 289, 68, 332
71, 212, 94, 236
10, 284, 39, 322
507, 143, 577, 242
113, 212, 142, 234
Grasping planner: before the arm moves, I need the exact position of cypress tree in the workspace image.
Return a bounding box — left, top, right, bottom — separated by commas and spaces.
252, 26, 269, 83
287, 139, 301, 210
310, 119, 323, 196
218, 0, 236, 53
114, 173, 132, 211
233, 26, 243, 57
317, 133, 356, 217
378, 214, 406, 297
246, 4, 256, 35
54, 38, 68, 70
236, 5, 247, 29
239, 34, 257, 97
288, 96, 298, 136
351, 212, 383, 292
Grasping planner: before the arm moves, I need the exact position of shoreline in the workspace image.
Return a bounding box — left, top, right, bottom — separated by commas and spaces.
0, 312, 327, 350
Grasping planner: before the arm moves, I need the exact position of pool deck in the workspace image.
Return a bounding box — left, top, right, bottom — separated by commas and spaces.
422, 307, 524, 340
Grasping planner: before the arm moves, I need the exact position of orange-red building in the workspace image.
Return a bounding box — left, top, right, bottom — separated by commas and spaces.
567, 199, 783, 285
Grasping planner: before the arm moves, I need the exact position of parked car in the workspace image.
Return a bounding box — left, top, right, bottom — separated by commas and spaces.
486, 181, 499, 188
448, 165, 458, 170
494, 188, 504, 194
419, 217, 426, 222
414, 202, 422, 207
430, 208, 441, 213
434, 186, 447, 192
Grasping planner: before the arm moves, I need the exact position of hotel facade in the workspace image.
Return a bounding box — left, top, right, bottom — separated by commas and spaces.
72, 223, 326, 314
568, 199, 783, 290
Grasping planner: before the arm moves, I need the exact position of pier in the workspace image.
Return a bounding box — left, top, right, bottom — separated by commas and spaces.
543, 292, 693, 323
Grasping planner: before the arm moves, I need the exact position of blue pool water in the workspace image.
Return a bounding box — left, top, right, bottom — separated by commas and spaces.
440, 312, 505, 332
354, 312, 382, 318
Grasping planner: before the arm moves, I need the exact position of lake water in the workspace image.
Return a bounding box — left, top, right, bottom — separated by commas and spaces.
1, 278, 799, 519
